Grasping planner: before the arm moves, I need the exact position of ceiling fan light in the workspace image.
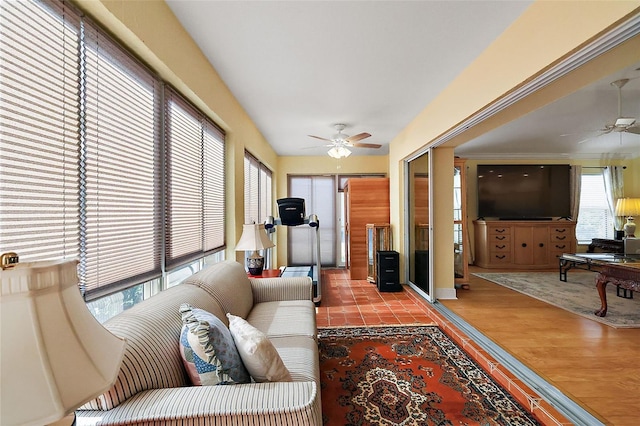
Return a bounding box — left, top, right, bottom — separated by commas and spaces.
327, 146, 351, 159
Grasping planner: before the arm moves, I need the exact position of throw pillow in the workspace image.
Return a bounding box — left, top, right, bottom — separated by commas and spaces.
179, 303, 250, 385
227, 313, 292, 383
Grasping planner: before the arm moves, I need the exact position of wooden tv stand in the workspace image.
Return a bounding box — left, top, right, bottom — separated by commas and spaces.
474, 219, 576, 269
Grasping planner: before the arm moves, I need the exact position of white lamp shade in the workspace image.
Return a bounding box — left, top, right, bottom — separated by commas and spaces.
1, 259, 126, 426
235, 223, 275, 251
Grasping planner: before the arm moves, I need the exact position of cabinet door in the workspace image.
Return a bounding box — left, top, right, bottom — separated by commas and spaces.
514, 226, 549, 266
532, 226, 550, 265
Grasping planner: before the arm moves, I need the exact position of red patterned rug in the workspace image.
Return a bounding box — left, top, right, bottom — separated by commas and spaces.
319, 326, 541, 426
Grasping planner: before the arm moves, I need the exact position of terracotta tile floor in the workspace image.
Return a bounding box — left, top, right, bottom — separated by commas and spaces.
315, 268, 435, 327
315, 268, 570, 426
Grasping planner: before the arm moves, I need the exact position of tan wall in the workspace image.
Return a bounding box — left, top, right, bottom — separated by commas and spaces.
389, 1, 640, 297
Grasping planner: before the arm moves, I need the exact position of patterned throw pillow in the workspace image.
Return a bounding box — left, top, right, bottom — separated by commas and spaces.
179, 303, 250, 385
227, 313, 292, 383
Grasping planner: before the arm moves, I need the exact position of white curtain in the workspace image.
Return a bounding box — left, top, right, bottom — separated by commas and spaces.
602, 166, 625, 231
570, 165, 582, 221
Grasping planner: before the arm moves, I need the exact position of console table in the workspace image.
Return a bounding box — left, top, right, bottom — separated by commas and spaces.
594, 263, 640, 317
587, 238, 624, 253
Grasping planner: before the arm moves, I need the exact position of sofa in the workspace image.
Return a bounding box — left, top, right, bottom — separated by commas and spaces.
76, 260, 321, 425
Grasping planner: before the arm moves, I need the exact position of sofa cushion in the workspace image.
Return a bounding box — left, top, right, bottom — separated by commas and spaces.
270, 336, 320, 384
179, 304, 250, 385
184, 260, 254, 319
247, 300, 317, 339
227, 313, 292, 383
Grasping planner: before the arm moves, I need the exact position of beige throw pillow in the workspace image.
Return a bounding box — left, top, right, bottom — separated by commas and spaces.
226, 313, 292, 382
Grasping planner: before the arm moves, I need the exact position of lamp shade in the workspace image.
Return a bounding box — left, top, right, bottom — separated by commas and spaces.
615, 197, 640, 217
235, 223, 275, 251
0, 259, 126, 426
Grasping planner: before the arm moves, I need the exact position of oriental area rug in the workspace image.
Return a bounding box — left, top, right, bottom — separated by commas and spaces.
318, 326, 541, 426
474, 271, 640, 328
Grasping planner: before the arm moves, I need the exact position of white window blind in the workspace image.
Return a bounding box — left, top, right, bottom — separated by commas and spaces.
288, 175, 336, 266
244, 153, 259, 224
203, 121, 225, 251
81, 23, 162, 298
260, 163, 272, 223
243, 151, 272, 225
0, 0, 81, 261
576, 173, 614, 243
165, 88, 225, 267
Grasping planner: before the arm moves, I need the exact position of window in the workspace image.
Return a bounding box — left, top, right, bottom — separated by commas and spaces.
0, 0, 226, 318
576, 174, 614, 244
244, 152, 272, 224
288, 175, 336, 266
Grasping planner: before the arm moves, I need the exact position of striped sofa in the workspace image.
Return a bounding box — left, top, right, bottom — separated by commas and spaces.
77, 260, 321, 425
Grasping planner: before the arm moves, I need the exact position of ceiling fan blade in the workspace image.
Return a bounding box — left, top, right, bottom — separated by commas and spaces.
345, 132, 371, 143
625, 126, 640, 135
350, 142, 382, 149
308, 135, 332, 142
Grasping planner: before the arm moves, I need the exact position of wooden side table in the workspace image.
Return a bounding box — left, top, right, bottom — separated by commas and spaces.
247, 269, 282, 278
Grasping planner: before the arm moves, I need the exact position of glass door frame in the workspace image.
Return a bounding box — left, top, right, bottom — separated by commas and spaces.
404, 148, 434, 302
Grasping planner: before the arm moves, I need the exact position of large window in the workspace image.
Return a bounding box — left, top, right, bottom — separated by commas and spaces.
0, 0, 226, 316
576, 173, 615, 244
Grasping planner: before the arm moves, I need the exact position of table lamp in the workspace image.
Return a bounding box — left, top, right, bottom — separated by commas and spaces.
615, 197, 640, 238
235, 223, 275, 275
0, 255, 126, 426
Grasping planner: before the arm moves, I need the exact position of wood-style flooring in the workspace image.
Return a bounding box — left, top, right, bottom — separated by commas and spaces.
316, 267, 640, 426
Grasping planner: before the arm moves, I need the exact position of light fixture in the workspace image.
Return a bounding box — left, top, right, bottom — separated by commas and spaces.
0, 256, 126, 426
235, 223, 275, 275
615, 197, 640, 238
327, 146, 351, 159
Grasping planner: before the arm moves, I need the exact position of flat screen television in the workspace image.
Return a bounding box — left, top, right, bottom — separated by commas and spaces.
477, 164, 571, 220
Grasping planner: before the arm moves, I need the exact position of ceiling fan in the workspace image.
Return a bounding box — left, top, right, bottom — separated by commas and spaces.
579, 78, 640, 144
308, 123, 381, 158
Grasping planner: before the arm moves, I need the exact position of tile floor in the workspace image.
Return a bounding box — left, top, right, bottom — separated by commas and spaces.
315, 268, 434, 327
315, 268, 571, 426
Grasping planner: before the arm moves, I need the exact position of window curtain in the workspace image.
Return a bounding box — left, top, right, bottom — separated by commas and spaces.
570, 165, 582, 221
602, 166, 625, 231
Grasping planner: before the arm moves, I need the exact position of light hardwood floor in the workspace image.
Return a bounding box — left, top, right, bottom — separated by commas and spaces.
317, 266, 640, 425
441, 266, 640, 426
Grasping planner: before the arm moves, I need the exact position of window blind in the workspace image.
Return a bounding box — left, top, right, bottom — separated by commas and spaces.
1, 0, 226, 300
244, 153, 259, 224
165, 88, 225, 267
203, 121, 225, 252
0, 0, 81, 261
81, 23, 163, 298
288, 175, 336, 266
244, 151, 272, 225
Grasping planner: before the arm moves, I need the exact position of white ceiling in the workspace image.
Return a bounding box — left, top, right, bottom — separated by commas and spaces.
165, 1, 640, 160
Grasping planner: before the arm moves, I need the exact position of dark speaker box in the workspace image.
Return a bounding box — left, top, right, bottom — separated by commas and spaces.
376, 251, 401, 292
